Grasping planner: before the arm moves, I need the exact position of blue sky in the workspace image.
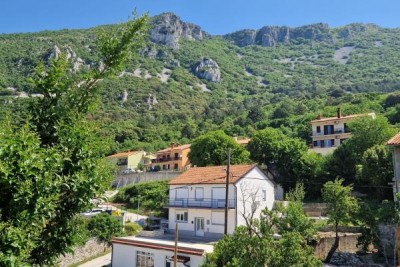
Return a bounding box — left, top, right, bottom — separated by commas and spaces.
1, 0, 399, 35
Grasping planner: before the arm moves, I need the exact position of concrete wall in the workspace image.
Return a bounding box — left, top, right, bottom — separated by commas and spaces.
113, 171, 181, 188
315, 232, 361, 260
112, 243, 205, 267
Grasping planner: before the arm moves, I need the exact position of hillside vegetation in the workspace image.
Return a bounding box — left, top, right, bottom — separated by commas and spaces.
1, 13, 400, 152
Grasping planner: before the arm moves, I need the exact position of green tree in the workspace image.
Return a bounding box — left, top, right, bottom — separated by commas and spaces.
189, 130, 250, 166
328, 116, 396, 187
248, 128, 308, 190
357, 145, 393, 200
202, 205, 321, 267
322, 179, 360, 263
0, 13, 149, 266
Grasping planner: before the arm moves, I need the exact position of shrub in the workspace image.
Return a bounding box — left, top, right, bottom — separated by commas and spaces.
124, 222, 142, 236
87, 213, 123, 243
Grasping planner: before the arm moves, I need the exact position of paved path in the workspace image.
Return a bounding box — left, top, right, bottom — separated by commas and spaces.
78, 253, 111, 267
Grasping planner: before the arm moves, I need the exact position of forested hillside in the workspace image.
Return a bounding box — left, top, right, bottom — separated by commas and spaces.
1, 12, 400, 152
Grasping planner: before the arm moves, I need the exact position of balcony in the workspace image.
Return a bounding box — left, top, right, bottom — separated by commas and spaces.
168, 198, 236, 209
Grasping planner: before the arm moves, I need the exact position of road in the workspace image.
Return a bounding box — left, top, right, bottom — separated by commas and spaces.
78, 253, 111, 267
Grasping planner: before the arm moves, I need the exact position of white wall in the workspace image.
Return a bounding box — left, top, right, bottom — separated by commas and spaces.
168, 207, 236, 234
112, 243, 205, 267
169, 184, 236, 201
235, 167, 275, 228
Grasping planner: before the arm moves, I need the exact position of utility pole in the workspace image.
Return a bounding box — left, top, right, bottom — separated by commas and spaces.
224, 148, 231, 235
174, 223, 178, 267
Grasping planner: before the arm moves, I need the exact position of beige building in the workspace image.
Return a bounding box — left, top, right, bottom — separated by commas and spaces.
149, 144, 191, 172
311, 109, 376, 154
107, 151, 150, 174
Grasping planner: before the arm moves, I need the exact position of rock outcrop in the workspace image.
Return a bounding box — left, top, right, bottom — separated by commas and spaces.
150, 13, 209, 49
193, 58, 221, 82
226, 23, 336, 47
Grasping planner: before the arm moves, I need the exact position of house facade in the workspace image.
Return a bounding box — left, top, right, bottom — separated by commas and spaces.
111, 164, 282, 267
112, 237, 213, 267
387, 133, 400, 199
311, 108, 376, 154
168, 164, 281, 237
149, 144, 191, 172
107, 151, 148, 174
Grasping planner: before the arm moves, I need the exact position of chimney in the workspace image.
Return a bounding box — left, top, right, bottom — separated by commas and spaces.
171, 143, 175, 149
317, 113, 323, 120
337, 107, 342, 118
233, 135, 238, 141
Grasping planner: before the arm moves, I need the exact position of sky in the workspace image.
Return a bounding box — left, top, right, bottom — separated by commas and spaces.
1, 0, 400, 35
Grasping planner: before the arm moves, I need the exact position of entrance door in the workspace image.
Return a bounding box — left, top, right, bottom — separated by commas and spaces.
195, 217, 205, 236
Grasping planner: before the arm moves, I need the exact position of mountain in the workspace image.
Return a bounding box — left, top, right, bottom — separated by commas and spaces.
1, 13, 400, 152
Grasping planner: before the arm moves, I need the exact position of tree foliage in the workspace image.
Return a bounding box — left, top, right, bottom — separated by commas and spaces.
202, 203, 320, 267
248, 128, 308, 190
189, 130, 250, 166
0, 13, 149, 266
322, 179, 360, 263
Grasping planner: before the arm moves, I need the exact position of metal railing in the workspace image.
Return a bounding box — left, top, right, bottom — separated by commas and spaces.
168, 198, 236, 209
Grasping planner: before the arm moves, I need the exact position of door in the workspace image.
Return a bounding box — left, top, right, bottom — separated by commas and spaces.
195, 217, 205, 236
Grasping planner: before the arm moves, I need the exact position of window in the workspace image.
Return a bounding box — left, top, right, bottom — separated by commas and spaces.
174, 153, 179, 160
174, 163, 178, 170
313, 141, 318, 147
176, 210, 188, 222
137, 251, 154, 267
211, 211, 224, 225
195, 187, 204, 200
316, 126, 321, 133
262, 190, 266, 201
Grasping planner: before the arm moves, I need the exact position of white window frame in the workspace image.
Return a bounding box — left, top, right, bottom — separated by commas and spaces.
262, 190, 266, 201
176, 210, 188, 222
195, 187, 204, 200
211, 211, 224, 225
136, 251, 154, 267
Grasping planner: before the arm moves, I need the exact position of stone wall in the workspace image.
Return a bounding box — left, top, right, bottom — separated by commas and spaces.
58, 239, 109, 267
315, 232, 361, 259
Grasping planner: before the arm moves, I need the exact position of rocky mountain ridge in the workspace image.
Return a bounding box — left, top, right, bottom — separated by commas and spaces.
151, 13, 383, 48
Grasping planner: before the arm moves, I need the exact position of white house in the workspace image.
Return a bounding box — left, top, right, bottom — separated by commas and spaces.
111, 164, 282, 267
112, 236, 213, 267
168, 164, 282, 237
387, 133, 400, 199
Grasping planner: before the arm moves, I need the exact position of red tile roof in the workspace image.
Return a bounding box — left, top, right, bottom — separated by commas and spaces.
158, 144, 191, 153
169, 164, 257, 185
107, 151, 140, 159
387, 133, 400, 146
310, 114, 364, 123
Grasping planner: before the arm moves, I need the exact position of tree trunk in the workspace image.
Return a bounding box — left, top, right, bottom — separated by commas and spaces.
325, 222, 339, 263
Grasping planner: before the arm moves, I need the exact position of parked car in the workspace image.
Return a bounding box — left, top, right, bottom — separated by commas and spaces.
81, 208, 105, 217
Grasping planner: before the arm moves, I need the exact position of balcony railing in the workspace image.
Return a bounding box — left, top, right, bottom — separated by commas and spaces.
168, 198, 236, 209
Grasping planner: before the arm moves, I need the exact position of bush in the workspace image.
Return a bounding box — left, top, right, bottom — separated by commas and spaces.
113, 180, 169, 217
87, 213, 123, 243
124, 222, 142, 236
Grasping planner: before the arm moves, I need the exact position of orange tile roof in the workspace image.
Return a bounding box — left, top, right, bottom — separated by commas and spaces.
387, 133, 400, 146
310, 114, 365, 123
169, 164, 257, 185
158, 144, 191, 153
107, 151, 140, 159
